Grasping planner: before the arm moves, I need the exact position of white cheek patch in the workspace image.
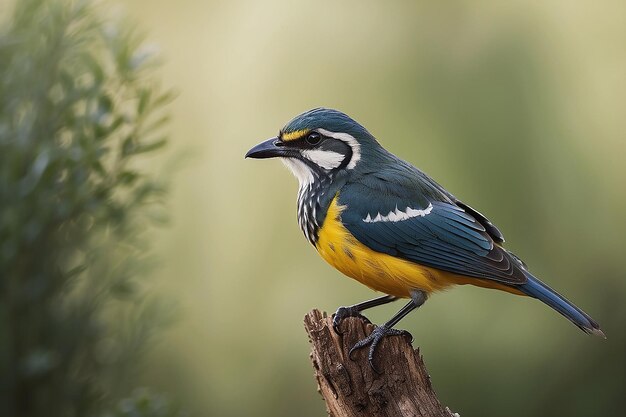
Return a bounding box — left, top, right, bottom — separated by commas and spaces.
363, 203, 433, 223
301, 149, 345, 170
281, 158, 315, 187
317, 128, 361, 169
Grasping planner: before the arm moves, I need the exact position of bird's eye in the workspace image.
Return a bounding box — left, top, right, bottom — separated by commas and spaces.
305, 132, 321, 145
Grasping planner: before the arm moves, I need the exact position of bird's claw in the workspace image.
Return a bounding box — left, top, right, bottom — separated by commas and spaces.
332, 306, 371, 334
348, 325, 412, 373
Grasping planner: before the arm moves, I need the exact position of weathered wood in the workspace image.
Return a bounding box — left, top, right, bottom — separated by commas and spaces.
304, 309, 457, 417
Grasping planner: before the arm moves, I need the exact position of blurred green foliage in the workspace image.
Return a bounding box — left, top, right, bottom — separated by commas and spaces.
0, 0, 179, 416
105, 389, 187, 417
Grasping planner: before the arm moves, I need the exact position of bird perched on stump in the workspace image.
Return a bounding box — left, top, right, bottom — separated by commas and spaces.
246, 108, 604, 371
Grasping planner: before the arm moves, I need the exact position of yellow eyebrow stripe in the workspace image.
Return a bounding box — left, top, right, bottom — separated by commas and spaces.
281, 129, 310, 142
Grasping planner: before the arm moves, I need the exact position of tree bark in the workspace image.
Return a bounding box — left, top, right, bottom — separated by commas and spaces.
304, 309, 458, 417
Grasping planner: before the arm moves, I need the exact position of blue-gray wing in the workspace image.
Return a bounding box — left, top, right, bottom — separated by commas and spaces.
338, 180, 527, 284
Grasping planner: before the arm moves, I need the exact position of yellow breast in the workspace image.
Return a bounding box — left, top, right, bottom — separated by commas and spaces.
315, 196, 455, 298
315, 195, 525, 298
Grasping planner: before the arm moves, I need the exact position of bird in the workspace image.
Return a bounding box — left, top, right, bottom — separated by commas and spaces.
245, 108, 604, 371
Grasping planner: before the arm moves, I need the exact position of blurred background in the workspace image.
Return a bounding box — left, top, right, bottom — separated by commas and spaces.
1, 0, 625, 416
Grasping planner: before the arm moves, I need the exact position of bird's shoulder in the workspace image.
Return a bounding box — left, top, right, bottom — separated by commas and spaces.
340, 160, 505, 243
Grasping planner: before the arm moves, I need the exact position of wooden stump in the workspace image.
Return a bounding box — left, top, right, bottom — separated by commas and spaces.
304, 309, 457, 417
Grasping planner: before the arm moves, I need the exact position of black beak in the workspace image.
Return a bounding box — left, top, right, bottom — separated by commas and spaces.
245, 137, 286, 159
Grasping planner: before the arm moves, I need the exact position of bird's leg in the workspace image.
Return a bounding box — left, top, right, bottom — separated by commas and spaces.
332, 295, 398, 334
349, 290, 427, 373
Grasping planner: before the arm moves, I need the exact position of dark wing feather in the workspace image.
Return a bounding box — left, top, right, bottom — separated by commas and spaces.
455, 201, 505, 243
338, 178, 526, 285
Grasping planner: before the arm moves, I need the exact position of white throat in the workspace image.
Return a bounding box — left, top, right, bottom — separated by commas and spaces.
281, 158, 315, 189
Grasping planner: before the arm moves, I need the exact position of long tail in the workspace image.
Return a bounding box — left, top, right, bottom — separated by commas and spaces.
519, 272, 605, 338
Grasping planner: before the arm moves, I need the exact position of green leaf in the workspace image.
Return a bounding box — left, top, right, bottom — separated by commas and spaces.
152, 90, 175, 108
138, 88, 151, 115
132, 137, 167, 155
142, 114, 170, 135
118, 170, 140, 186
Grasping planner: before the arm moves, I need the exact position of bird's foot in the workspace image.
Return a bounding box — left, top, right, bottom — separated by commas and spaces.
332, 306, 371, 334
348, 325, 412, 373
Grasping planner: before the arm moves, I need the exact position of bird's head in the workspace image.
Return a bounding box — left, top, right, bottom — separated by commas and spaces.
246, 108, 381, 186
